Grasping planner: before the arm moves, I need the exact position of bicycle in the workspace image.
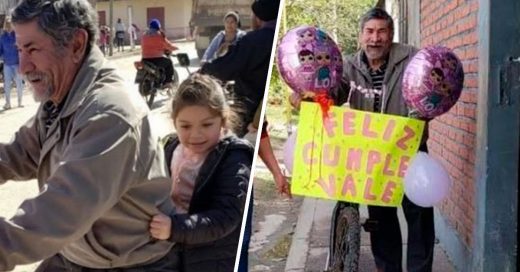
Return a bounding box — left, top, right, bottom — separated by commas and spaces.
324, 202, 379, 272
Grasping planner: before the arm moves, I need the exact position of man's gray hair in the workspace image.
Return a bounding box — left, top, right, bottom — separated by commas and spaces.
359, 7, 394, 34
11, 0, 98, 53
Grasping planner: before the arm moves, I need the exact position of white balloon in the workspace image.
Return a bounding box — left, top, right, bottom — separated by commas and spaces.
404, 152, 452, 207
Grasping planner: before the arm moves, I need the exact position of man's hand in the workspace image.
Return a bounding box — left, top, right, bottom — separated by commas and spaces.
149, 213, 172, 240
274, 173, 292, 199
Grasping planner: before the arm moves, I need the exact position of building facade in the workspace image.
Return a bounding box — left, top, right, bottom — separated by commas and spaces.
96, 0, 192, 40
386, 0, 519, 271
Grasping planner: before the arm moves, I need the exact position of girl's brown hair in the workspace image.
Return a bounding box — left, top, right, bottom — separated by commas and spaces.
171, 73, 240, 132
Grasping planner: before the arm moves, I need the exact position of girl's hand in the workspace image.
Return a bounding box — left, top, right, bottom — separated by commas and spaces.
149, 213, 172, 240
274, 173, 292, 199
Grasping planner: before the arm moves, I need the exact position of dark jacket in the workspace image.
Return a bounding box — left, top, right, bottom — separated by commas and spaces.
163, 135, 253, 272
201, 21, 277, 136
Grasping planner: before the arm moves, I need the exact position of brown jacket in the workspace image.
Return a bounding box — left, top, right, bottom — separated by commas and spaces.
0, 47, 174, 270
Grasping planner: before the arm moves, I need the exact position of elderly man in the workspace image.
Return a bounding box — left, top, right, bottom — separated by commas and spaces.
291, 8, 434, 272
0, 0, 177, 271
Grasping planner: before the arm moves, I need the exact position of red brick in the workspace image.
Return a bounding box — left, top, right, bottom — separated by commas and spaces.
465, 75, 478, 88
470, 1, 479, 12
463, 133, 475, 146
468, 122, 476, 134
459, 145, 470, 160
465, 46, 478, 59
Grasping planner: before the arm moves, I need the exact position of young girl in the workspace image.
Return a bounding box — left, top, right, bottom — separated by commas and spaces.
149, 73, 253, 272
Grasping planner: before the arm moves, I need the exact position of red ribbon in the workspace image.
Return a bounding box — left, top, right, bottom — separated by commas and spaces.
313, 90, 334, 119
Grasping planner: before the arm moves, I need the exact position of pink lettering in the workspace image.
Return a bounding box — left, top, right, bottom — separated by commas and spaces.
383, 154, 395, 176
346, 148, 362, 171
362, 115, 378, 138
363, 178, 377, 201
396, 126, 416, 151
383, 119, 396, 141
323, 112, 337, 137
343, 111, 356, 135
366, 150, 382, 175
323, 144, 340, 167
303, 142, 317, 165
381, 181, 397, 203
341, 174, 357, 197
317, 175, 336, 198
398, 156, 410, 178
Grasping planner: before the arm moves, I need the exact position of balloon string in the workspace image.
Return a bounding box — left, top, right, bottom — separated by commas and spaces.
346, 86, 354, 107
306, 106, 319, 189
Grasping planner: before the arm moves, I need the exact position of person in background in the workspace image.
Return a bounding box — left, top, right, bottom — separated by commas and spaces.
201, 0, 280, 137
128, 23, 139, 51
98, 25, 109, 56
0, 0, 176, 270
239, 117, 292, 272
0, 18, 24, 109
201, 11, 246, 64
140, 19, 177, 89
115, 17, 125, 52
150, 73, 253, 272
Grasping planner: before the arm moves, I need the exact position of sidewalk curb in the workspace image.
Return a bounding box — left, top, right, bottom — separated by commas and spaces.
284, 197, 317, 272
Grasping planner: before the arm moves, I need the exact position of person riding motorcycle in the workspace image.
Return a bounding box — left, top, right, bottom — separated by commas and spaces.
140, 19, 177, 89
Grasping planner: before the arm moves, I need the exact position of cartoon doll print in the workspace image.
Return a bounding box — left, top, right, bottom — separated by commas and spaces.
298, 49, 316, 73
297, 28, 316, 50
316, 29, 330, 43
441, 53, 458, 71
314, 47, 331, 87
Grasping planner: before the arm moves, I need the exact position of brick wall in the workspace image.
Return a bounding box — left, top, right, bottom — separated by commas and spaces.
420, 0, 479, 248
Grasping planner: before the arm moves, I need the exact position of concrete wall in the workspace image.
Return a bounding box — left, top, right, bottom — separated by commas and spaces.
96, 0, 192, 40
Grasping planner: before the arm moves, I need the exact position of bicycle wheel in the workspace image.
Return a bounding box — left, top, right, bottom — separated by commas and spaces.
331, 206, 361, 272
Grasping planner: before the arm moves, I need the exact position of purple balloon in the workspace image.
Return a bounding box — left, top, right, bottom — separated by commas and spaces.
277, 26, 343, 95
282, 131, 297, 174
402, 46, 464, 119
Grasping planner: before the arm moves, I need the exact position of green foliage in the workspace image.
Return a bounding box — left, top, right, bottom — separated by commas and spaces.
267, 0, 376, 125
284, 0, 375, 54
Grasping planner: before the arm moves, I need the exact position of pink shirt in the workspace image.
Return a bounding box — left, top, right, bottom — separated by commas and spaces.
170, 145, 209, 213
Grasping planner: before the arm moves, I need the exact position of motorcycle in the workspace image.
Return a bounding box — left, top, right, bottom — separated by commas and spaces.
134, 52, 190, 108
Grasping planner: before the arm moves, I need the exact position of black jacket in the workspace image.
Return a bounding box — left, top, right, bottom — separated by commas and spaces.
164, 135, 253, 272
201, 21, 277, 136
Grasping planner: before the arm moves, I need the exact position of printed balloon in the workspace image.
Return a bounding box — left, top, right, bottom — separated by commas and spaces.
277, 26, 343, 96
402, 46, 464, 119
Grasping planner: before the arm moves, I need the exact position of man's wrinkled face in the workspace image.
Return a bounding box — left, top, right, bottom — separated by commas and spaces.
359, 18, 393, 62
14, 20, 79, 103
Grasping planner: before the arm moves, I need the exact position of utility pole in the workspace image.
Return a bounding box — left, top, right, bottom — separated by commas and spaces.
109, 0, 113, 56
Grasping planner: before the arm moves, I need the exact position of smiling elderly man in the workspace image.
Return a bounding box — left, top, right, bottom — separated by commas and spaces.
0, 1, 178, 271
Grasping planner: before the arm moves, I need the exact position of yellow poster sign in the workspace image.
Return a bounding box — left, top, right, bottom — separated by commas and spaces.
291, 102, 425, 207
